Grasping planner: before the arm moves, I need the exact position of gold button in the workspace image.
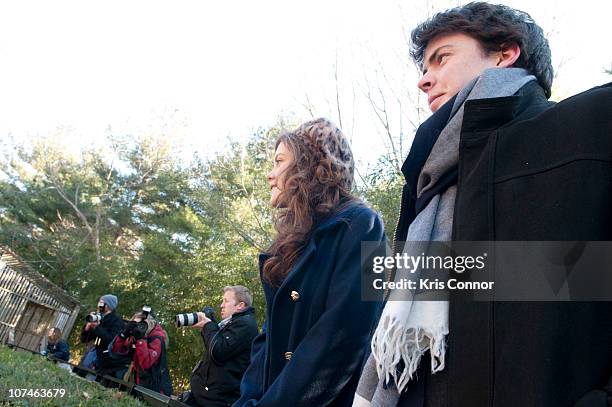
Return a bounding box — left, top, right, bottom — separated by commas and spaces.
284, 351, 293, 360
290, 291, 300, 301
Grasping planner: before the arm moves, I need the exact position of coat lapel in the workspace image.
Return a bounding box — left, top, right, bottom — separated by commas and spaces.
272, 239, 317, 314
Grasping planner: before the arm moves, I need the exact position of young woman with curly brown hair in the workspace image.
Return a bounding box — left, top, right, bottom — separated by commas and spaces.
233, 118, 386, 407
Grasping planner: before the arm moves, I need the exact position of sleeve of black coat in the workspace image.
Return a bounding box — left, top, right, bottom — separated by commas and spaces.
233, 207, 385, 407
93, 314, 124, 345
201, 317, 257, 364
234, 321, 267, 404
80, 325, 94, 343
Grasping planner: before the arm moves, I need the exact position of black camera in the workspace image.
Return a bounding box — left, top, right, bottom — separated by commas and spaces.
119, 305, 153, 339
176, 306, 216, 327
120, 320, 148, 340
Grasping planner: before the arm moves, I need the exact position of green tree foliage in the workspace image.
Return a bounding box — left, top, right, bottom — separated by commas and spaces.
0, 121, 401, 391
0, 127, 277, 391
358, 154, 404, 240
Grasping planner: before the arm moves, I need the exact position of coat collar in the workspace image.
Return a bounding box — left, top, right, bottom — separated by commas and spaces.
399, 82, 546, 192
462, 81, 552, 133
231, 306, 255, 319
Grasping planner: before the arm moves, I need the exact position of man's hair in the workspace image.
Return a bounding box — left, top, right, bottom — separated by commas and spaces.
410, 2, 553, 98
224, 285, 253, 307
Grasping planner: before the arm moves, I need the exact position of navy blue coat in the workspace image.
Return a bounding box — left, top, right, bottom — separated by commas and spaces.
47, 340, 70, 362
234, 201, 385, 407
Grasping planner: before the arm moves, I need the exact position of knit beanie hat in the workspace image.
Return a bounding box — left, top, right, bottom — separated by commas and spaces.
100, 294, 118, 310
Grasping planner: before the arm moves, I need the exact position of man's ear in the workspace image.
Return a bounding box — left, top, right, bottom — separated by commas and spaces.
497, 42, 521, 67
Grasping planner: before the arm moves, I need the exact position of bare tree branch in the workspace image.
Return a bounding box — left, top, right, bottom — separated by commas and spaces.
47, 168, 101, 262
363, 82, 401, 173
334, 51, 343, 129
301, 93, 316, 118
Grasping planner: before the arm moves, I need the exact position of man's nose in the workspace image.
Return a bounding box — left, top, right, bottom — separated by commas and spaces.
418, 71, 434, 93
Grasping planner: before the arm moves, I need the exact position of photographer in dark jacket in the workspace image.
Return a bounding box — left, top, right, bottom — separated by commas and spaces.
182, 286, 258, 407
80, 294, 128, 378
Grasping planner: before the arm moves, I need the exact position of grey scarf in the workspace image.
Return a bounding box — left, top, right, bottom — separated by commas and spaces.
354, 68, 535, 407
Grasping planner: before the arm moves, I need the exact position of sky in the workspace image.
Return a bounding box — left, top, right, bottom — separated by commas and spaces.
0, 0, 610, 170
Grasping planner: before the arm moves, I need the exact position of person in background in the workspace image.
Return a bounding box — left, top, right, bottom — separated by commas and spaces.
44, 327, 70, 362
180, 286, 258, 407
80, 294, 127, 378
110, 309, 173, 395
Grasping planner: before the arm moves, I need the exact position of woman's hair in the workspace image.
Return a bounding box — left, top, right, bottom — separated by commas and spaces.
263, 118, 355, 287
48, 327, 62, 341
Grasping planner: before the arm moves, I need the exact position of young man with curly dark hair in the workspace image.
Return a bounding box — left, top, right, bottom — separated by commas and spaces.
354, 3, 612, 407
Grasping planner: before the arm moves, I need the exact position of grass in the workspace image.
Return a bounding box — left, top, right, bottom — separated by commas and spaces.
0, 345, 146, 407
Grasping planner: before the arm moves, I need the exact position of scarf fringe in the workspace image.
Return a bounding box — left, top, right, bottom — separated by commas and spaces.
371, 313, 447, 393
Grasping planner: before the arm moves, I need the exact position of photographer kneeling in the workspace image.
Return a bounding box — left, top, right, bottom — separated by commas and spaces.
180, 285, 258, 407
110, 307, 173, 395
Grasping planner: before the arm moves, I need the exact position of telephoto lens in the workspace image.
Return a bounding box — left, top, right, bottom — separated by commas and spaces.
175, 312, 200, 327
85, 313, 102, 323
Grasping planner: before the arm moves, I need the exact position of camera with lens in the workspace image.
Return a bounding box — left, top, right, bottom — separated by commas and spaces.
120, 320, 148, 340
120, 305, 153, 339
176, 306, 216, 327
85, 312, 102, 323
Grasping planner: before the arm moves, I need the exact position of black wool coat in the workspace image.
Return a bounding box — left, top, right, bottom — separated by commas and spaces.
234, 202, 386, 407
397, 82, 612, 407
